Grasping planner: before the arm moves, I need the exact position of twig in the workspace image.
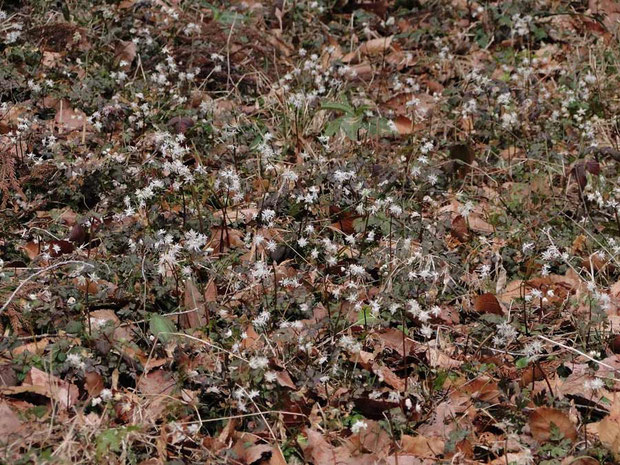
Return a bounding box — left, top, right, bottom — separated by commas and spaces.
538, 335, 620, 373
169, 332, 249, 363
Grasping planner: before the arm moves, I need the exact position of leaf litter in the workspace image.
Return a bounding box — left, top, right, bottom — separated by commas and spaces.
1, 0, 620, 464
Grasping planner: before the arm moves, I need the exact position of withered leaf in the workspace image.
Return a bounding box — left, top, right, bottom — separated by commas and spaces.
84, 371, 104, 397
181, 279, 208, 329
0, 402, 23, 440
473, 293, 503, 315
529, 407, 577, 443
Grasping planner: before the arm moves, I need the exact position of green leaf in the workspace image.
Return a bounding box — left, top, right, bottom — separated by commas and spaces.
324, 118, 343, 137
516, 357, 529, 369
366, 117, 392, 136
340, 115, 363, 141
96, 426, 140, 460
149, 314, 176, 342
356, 306, 378, 326
321, 101, 355, 115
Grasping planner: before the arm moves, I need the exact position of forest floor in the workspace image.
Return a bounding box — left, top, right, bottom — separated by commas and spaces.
1, 0, 620, 464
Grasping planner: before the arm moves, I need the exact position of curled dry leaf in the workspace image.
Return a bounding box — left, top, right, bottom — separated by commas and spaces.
498, 271, 583, 306
428, 347, 461, 369
593, 394, 620, 460
23, 240, 74, 260
137, 369, 168, 393
84, 371, 104, 397
245, 444, 288, 465
89, 309, 120, 331
168, 116, 195, 135
439, 200, 494, 235
385, 50, 416, 69
344, 62, 373, 80
353, 397, 399, 420
372, 363, 405, 391
376, 328, 423, 356
115, 40, 137, 70
453, 377, 501, 403
22, 367, 79, 410
181, 279, 208, 329
589, 0, 620, 34
343, 36, 393, 63
447, 143, 475, 177
473, 293, 503, 315
241, 325, 264, 350
208, 227, 244, 253
450, 214, 470, 242
529, 407, 577, 443
359, 36, 393, 56
68, 224, 89, 244
385, 455, 425, 465
490, 452, 538, 465
560, 457, 599, 465
393, 115, 413, 135
275, 370, 296, 389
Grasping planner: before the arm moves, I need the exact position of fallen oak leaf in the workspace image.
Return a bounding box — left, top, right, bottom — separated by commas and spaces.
84, 371, 104, 397
473, 293, 504, 315
392, 115, 413, 135
401, 434, 445, 458
275, 370, 296, 390
372, 363, 405, 391
375, 327, 424, 357
349, 419, 391, 457
22, 367, 79, 410
300, 428, 353, 464
23, 240, 74, 260
529, 407, 578, 443
114, 40, 136, 71
359, 36, 393, 56
342, 36, 393, 63
592, 393, 620, 460
181, 278, 208, 329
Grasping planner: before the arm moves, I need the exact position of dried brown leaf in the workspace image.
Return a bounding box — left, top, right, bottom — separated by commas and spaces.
13, 338, 50, 356
401, 435, 444, 458
473, 293, 503, 315
359, 36, 393, 56
114, 40, 137, 70
373, 363, 405, 391
137, 370, 176, 396
275, 370, 296, 390
376, 328, 423, 356
593, 394, 620, 460
84, 371, 104, 397
301, 428, 352, 464
181, 279, 208, 329
529, 407, 578, 443
393, 115, 413, 135
22, 367, 79, 410
0, 401, 23, 441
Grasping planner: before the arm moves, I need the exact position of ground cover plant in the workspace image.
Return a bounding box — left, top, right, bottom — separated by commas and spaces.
1, 0, 620, 463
